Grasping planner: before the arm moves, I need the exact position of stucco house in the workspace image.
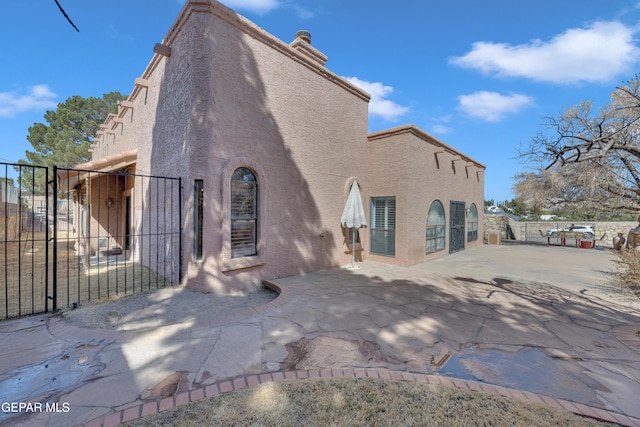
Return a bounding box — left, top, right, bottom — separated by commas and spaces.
61, 0, 485, 293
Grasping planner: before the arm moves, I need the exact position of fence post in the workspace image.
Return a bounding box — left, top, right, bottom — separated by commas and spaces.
51, 166, 58, 313
178, 177, 183, 283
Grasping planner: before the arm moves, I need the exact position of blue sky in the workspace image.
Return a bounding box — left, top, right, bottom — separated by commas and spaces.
2, 1, 640, 202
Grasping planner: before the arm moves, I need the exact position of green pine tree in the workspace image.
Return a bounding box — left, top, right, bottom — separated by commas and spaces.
16, 92, 127, 194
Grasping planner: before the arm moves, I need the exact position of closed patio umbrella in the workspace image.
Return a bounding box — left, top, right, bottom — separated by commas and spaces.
341, 180, 367, 268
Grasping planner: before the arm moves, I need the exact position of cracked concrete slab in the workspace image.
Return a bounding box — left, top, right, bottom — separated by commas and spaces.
196, 323, 263, 383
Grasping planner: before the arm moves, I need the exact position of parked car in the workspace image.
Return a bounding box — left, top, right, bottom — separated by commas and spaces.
546, 225, 594, 239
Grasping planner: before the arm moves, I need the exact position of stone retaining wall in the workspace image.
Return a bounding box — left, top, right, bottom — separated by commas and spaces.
484, 213, 640, 248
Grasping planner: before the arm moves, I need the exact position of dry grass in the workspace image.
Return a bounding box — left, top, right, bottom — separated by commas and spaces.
613, 249, 640, 297
1, 231, 177, 319
54, 259, 176, 308
1, 232, 50, 317
123, 378, 616, 427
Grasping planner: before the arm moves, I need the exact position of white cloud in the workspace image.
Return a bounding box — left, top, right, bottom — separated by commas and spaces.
218, 0, 314, 17
292, 4, 315, 19
456, 91, 534, 122
343, 76, 410, 121
450, 21, 640, 84
219, 0, 281, 14
430, 115, 453, 134
0, 85, 57, 118
431, 124, 452, 134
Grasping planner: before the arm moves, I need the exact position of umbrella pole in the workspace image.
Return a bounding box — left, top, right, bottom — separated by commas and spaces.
351, 227, 356, 268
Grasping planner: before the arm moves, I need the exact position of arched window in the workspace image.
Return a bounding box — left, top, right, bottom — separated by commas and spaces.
426, 200, 446, 254
231, 167, 257, 258
467, 203, 478, 242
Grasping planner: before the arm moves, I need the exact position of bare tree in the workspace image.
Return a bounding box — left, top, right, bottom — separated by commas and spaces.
513, 165, 614, 212
520, 76, 640, 211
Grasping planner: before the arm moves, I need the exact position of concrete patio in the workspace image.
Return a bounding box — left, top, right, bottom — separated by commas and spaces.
1, 243, 640, 426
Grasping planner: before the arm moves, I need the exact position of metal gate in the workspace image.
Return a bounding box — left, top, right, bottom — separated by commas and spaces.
0, 162, 182, 320
1, 163, 51, 319
449, 201, 465, 253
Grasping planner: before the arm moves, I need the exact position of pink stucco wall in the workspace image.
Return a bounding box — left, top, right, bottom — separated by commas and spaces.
92, 0, 370, 293
86, 0, 486, 293
366, 125, 485, 266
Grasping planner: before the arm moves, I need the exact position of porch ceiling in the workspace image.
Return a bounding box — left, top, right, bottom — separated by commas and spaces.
57, 150, 137, 191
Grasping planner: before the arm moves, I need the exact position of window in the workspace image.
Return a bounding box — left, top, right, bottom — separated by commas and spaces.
231, 168, 257, 258
467, 203, 478, 242
220, 159, 265, 272
193, 180, 204, 260
370, 197, 395, 256
426, 200, 446, 254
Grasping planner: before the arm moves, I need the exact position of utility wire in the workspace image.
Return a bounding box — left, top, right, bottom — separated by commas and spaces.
54, 0, 80, 32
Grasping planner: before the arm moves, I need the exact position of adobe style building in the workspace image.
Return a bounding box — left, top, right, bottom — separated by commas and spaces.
62, 0, 485, 293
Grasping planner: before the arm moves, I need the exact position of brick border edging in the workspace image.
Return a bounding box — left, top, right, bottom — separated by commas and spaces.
78, 367, 640, 427
47, 280, 292, 343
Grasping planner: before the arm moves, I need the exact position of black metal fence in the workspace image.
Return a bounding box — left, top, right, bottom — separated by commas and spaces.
0, 162, 182, 320
1, 163, 51, 319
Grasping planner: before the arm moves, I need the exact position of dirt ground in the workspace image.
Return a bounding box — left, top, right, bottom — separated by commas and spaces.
61, 285, 278, 331
1, 230, 179, 319
0, 231, 50, 318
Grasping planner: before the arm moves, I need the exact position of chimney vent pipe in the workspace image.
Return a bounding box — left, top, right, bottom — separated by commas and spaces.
295, 30, 311, 44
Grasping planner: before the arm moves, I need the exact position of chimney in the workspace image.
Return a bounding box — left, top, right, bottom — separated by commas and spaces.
295, 30, 311, 44
290, 30, 327, 66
